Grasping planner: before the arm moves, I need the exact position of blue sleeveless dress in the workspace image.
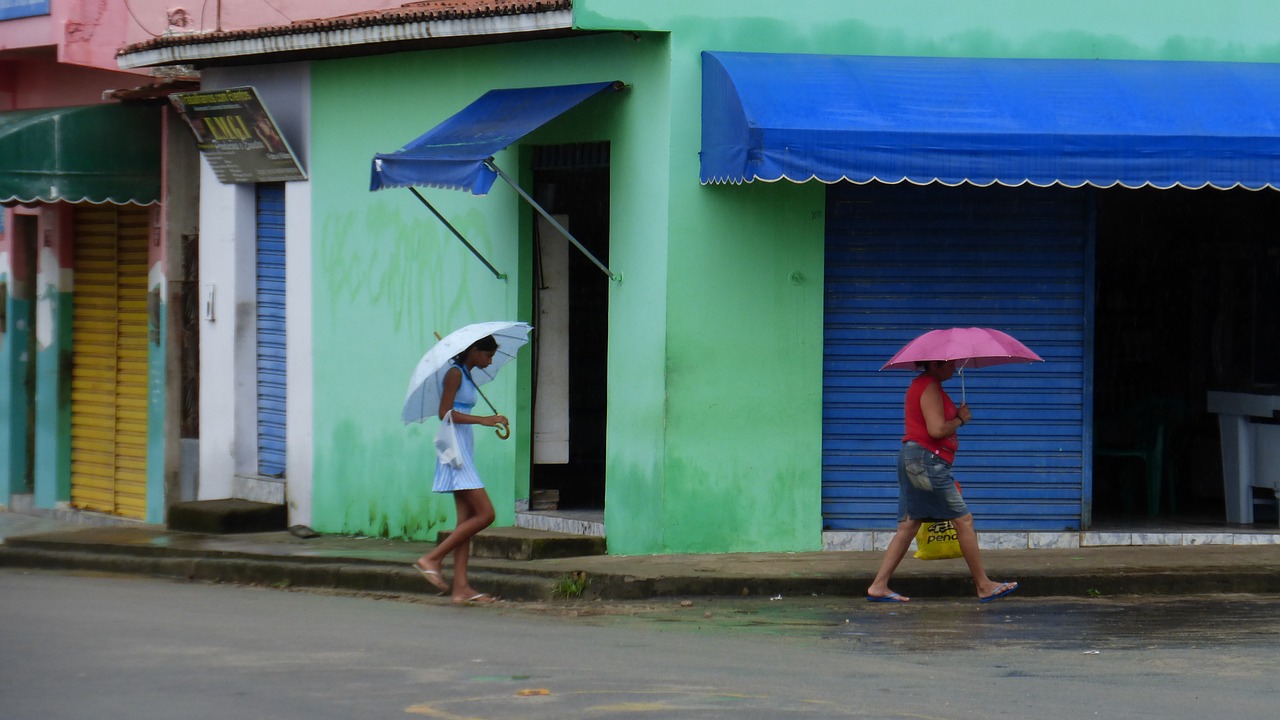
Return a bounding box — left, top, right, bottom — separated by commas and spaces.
432, 362, 485, 493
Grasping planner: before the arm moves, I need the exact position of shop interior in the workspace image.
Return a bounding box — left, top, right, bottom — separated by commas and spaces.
1093, 187, 1280, 526
529, 145, 610, 510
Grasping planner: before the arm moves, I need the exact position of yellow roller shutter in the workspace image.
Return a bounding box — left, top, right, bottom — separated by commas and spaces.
114, 208, 150, 518
71, 208, 119, 513
69, 206, 151, 519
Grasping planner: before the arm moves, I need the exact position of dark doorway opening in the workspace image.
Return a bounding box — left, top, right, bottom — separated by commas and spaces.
530, 143, 610, 510
14, 214, 38, 492
1093, 187, 1280, 523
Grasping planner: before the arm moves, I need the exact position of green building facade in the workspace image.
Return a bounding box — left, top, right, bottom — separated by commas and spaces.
296, 1, 1280, 554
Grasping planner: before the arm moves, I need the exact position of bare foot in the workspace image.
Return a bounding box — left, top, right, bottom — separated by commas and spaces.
451, 584, 497, 604
866, 591, 910, 602
978, 581, 1019, 603
867, 583, 908, 601
412, 558, 449, 593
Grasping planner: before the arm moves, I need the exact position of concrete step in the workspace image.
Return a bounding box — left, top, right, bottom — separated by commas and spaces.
0, 545, 558, 602
167, 499, 287, 534
437, 526, 607, 561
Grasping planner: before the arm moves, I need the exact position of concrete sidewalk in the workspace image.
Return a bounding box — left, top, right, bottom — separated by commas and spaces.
2, 510, 1279, 602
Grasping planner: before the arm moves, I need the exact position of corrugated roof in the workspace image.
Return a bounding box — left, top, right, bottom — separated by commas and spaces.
117, 0, 575, 68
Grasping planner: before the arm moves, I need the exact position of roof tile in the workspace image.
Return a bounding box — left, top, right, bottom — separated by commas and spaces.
119, 0, 573, 56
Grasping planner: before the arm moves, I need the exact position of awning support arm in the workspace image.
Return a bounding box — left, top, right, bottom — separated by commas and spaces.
485, 159, 619, 282
407, 186, 506, 281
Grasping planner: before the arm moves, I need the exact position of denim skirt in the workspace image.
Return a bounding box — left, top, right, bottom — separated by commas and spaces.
897, 441, 970, 522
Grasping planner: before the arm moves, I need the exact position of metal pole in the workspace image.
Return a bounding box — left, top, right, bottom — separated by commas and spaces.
408, 187, 506, 280
485, 159, 618, 281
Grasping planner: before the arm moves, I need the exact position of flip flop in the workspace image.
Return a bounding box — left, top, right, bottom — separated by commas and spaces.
412, 562, 450, 593
979, 582, 1019, 603
866, 592, 909, 603
456, 593, 498, 605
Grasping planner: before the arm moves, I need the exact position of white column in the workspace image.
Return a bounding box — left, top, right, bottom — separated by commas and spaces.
197, 161, 258, 499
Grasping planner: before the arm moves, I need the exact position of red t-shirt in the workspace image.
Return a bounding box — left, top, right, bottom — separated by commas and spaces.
902, 373, 960, 463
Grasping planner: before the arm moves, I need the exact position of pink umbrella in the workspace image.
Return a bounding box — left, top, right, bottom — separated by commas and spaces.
881, 327, 1043, 403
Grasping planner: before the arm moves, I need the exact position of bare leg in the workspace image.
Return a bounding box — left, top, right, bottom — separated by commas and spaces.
416, 489, 495, 603
953, 514, 1016, 599
867, 518, 922, 600
415, 489, 496, 600
450, 494, 476, 598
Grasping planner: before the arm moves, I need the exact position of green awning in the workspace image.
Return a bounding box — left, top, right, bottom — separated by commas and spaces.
0, 103, 161, 205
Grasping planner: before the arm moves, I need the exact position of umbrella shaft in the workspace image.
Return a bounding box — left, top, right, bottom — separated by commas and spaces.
463, 365, 501, 416
476, 387, 499, 415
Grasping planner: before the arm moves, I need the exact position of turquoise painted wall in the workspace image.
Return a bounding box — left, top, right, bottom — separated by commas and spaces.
307, 1, 1280, 553
1, 293, 30, 496
146, 294, 166, 524
33, 285, 70, 508
308, 33, 670, 541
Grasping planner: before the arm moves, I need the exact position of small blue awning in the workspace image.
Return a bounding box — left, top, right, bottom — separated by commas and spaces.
701, 52, 1280, 190
371, 81, 623, 195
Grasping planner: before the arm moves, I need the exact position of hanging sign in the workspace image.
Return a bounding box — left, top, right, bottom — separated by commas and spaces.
170, 86, 307, 184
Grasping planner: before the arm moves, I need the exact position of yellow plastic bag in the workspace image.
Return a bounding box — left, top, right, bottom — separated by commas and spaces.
913, 520, 963, 560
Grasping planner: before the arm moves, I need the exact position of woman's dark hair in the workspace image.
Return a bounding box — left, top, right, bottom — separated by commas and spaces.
455, 335, 498, 362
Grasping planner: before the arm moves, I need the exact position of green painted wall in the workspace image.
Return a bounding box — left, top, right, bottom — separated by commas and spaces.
575, 1, 1280, 64
307, 1, 1280, 553
568, 0, 1280, 553
308, 33, 671, 542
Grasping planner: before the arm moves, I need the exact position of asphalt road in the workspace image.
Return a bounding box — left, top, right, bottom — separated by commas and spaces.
3, 569, 1278, 719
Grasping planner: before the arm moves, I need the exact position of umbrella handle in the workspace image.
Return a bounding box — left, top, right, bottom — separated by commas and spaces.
494, 422, 510, 440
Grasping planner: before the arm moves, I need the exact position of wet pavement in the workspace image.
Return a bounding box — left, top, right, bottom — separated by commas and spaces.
547, 593, 1280, 652
3, 509, 1280, 601
12, 569, 1278, 720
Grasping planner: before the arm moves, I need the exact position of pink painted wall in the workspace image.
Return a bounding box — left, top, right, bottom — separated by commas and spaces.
0, 2, 143, 79
0, 52, 143, 110
0, 15, 57, 53
58, 0, 136, 70
1, 1, 407, 75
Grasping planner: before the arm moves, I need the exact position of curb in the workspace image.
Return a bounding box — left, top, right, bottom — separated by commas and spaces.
7, 542, 1280, 601
575, 568, 1280, 601
0, 546, 558, 601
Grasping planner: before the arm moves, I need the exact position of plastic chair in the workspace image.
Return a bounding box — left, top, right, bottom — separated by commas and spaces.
1095, 397, 1180, 518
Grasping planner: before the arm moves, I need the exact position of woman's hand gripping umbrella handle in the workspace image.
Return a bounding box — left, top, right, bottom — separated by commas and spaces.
472, 383, 509, 440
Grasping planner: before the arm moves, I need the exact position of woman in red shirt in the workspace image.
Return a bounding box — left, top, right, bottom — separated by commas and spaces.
866, 360, 1019, 603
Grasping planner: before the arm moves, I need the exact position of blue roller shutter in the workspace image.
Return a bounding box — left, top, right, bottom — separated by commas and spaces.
256, 183, 287, 477
822, 184, 1092, 531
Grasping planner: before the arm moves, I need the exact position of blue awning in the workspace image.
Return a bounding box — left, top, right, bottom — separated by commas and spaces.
701, 52, 1280, 190
371, 81, 622, 195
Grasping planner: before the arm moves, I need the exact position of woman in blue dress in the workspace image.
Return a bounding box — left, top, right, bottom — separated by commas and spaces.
413, 336, 507, 604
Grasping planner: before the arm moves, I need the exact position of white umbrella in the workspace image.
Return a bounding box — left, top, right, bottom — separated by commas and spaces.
402, 321, 533, 426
